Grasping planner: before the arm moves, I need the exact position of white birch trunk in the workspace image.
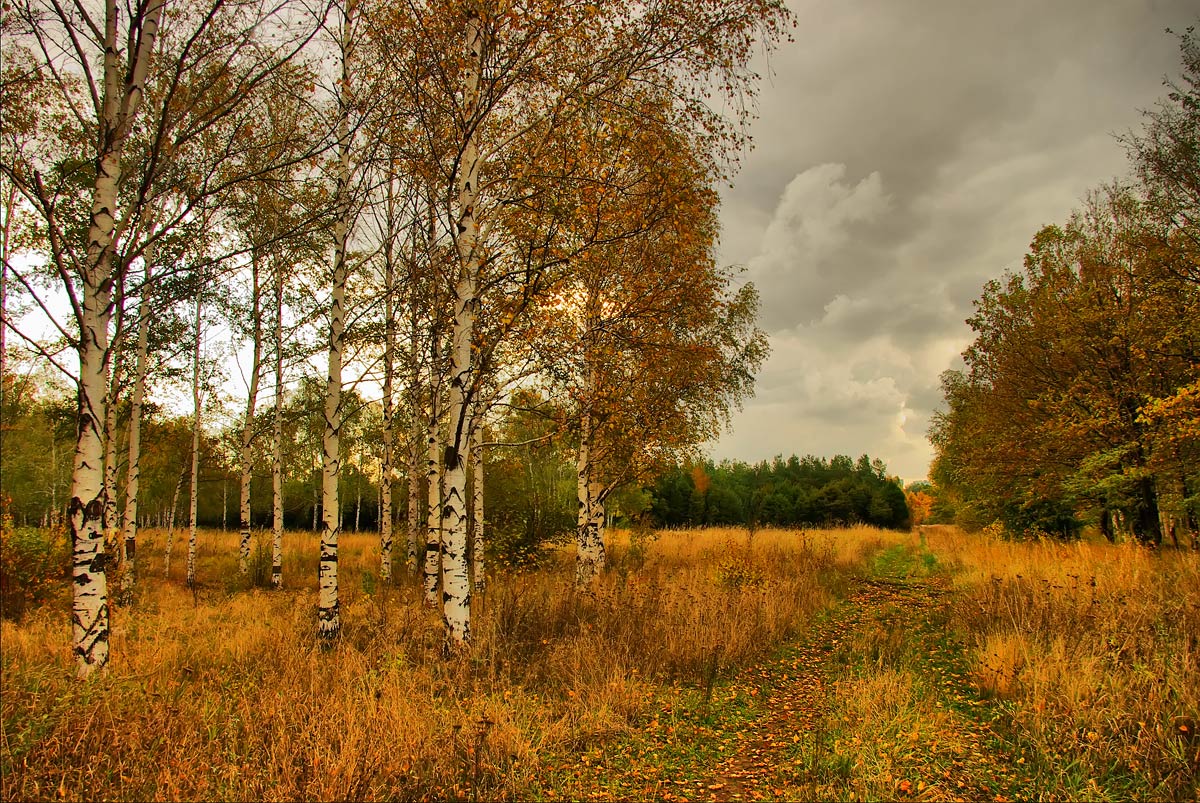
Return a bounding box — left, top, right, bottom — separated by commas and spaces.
118, 246, 153, 603
318, 1, 354, 641
379, 233, 396, 580
423, 381, 443, 607
406, 300, 423, 577
575, 406, 606, 587
239, 257, 263, 575
163, 461, 186, 577
407, 400, 422, 577
70, 0, 164, 675
271, 262, 285, 588
70, 260, 112, 676
0, 183, 11, 420
471, 417, 485, 594
103, 323, 123, 552
437, 12, 485, 649
186, 275, 203, 587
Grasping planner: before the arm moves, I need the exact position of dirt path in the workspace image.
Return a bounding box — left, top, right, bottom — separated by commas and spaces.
705, 578, 937, 800
694, 569, 1019, 802
543, 548, 1027, 802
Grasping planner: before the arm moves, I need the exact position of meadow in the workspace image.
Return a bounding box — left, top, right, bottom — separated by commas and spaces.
1, 525, 1196, 801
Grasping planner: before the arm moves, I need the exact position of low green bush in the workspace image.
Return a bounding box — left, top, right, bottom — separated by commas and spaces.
0, 522, 70, 619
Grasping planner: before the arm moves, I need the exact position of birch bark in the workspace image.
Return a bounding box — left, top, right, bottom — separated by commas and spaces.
271, 262, 285, 588
423, 367, 443, 607
407, 377, 422, 577
185, 276, 203, 587
438, 12, 485, 648
70, 0, 165, 677
119, 239, 154, 604
574, 404, 606, 586
163, 461, 186, 577
379, 188, 397, 581
239, 256, 264, 575
318, 0, 355, 641
471, 414, 485, 594
103, 293, 125, 554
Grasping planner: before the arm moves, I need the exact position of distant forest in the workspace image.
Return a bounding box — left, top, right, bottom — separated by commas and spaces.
648, 455, 910, 530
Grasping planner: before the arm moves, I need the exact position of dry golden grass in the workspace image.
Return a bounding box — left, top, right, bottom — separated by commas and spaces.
1, 525, 896, 802
6, 524, 1193, 801
921, 525, 1200, 798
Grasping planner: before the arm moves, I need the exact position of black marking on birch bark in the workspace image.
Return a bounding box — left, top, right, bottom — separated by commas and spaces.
85, 498, 104, 519
74, 626, 109, 660
124, 539, 135, 559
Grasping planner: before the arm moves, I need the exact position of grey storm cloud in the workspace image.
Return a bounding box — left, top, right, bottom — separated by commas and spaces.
708, 0, 1199, 481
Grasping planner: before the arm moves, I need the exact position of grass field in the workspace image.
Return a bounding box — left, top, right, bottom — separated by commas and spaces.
1, 525, 1196, 801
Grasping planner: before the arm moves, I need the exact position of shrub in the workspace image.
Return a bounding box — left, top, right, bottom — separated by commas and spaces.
0, 523, 70, 620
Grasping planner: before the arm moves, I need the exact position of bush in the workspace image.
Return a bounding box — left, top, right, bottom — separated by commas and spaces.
0, 523, 70, 619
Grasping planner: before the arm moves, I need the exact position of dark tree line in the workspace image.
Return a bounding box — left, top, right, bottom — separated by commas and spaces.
648, 454, 911, 530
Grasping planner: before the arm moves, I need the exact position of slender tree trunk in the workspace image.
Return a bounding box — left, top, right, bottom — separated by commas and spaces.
318, 1, 354, 642
163, 461, 187, 578
69, 0, 165, 679
50, 439, 58, 525
119, 246, 153, 604
407, 412, 422, 577
1134, 475, 1163, 546
70, 253, 113, 676
575, 404, 606, 586
471, 414, 485, 594
271, 261, 285, 588
103, 288, 124, 553
0, 181, 13, 424
186, 273, 203, 587
423, 374, 442, 607
239, 257, 264, 575
406, 296, 423, 578
379, 193, 397, 582
439, 12, 485, 648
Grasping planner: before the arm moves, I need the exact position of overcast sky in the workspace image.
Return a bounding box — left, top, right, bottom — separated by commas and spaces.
705, 0, 1197, 482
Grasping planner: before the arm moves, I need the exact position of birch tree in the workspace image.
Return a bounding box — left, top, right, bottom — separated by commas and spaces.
318, 0, 358, 642
271, 260, 286, 586
1, 0, 166, 676
117, 226, 155, 602
1, 0, 325, 676
185, 267, 204, 587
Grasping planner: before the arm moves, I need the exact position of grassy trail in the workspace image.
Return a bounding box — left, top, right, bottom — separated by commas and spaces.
539, 542, 1032, 802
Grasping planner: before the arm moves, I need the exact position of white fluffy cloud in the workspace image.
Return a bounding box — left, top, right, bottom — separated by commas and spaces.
748, 164, 892, 328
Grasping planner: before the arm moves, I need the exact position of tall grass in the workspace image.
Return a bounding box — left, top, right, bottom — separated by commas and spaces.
925, 525, 1200, 799
8, 524, 1190, 801
0, 525, 899, 801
